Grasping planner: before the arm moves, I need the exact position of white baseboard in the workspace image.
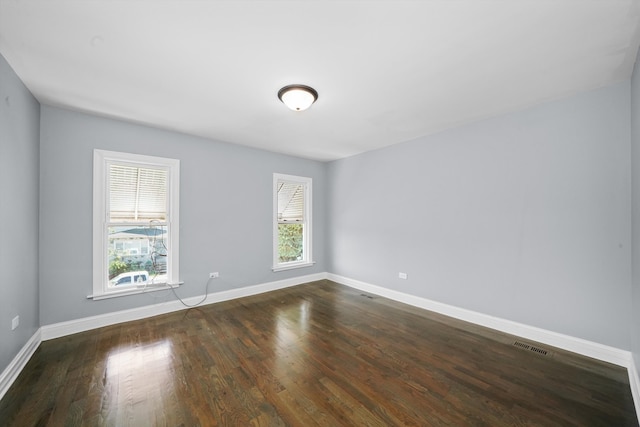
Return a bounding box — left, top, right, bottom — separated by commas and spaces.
328, 273, 633, 368
630, 356, 640, 421
5, 272, 639, 423
49, 268, 625, 370
41, 272, 326, 341
0, 328, 42, 401
2, 273, 325, 402
329, 273, 640, 421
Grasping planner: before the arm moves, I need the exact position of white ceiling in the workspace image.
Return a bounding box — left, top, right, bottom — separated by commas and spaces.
1, 1, 640, 161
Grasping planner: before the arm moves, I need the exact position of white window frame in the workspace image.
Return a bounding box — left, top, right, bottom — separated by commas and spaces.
91, 149, 180, 299
273, 173, 314, 272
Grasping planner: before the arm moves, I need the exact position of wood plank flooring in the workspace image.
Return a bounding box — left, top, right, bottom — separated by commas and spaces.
0, 280, 637, 426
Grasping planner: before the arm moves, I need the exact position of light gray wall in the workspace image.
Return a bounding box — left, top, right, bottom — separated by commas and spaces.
327, 82, 632, 350
39, 106, 326, 325
631, 52, 640, 376
0, 54, 40, 373
4, 50, 636, 372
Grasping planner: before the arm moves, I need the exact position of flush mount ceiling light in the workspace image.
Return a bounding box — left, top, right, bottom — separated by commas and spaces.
278, 84, 318, 111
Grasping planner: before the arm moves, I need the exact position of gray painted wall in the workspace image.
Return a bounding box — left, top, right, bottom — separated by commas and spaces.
631, 52, 640, 377
0, 54, 40, 373
327, 82, 632, 350
39, 106, 326, 325
3, 49, 637, 378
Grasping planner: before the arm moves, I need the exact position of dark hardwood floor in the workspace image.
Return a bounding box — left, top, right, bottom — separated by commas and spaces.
0, 280, 637, 426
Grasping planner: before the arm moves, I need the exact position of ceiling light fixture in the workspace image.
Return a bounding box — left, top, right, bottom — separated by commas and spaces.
278, 84, 318, 111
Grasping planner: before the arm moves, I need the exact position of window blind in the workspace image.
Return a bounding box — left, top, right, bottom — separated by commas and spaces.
109, 164, 167, 221
277, 181, 304, 222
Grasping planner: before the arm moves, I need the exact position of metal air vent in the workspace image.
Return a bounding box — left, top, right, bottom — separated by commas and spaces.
513, 340, 549, 356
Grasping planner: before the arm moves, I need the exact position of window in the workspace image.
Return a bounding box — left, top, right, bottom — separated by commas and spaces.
92, 150, 180, 299
273, 173, 313, 271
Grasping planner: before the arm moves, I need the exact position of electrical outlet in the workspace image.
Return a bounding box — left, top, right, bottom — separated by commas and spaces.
11, 315, 19, 331
398, 272, 408, 280
209, 272, 219, 279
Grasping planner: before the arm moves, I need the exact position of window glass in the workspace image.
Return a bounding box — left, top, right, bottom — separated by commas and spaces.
278, 223, 304, 263
107, 224, 168, 285
93, 150, 179, 299
273, 173, 312, 271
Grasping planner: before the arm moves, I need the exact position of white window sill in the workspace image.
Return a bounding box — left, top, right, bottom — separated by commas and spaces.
272, 261, 315, 272
88, 281, 183, 300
